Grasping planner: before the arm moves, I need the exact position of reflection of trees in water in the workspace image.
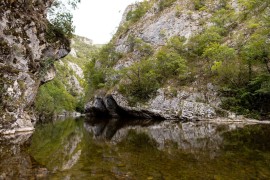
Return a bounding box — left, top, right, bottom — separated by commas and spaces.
2, 118, 270, 179
29, 118, 84, 172
0, 132, 48, 179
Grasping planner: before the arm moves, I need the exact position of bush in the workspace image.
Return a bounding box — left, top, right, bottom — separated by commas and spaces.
192, 0, 206, 11
35, 79, 76, 118
119, 59, 160, 104
167, 36, 186, 54
128, 35, 153, 57
85, 42, 122, 97
155, 47, 187, 80
126, 1, 150, 23
85, 60, 106, 94
158, 0, 177, 12
221, 74, 270, 119
187, 26, 223, 56
47, 0, 80, 40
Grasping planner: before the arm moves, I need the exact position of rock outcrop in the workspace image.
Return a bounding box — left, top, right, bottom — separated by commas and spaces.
86, 85, 221, 121
85, 94, 166, 120
85, 0, 250, 122
0, 1, 70, 134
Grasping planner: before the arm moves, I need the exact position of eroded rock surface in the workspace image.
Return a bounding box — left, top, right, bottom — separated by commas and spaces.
0, 1, 70, 134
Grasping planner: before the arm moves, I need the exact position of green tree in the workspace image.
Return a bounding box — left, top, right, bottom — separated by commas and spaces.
119, 60, 159, 104
158, 0, 177, 11
155, 47, 187, 80
203, 43, 236, 63
126, 1, 151, 23
241, 32, 270, 80
187, 26, 223, 56
47, 0, 81, 39
35, 79, 76, 119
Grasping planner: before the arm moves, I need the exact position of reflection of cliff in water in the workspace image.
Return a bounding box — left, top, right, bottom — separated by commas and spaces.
0, 133, 48, 179
84, 118, 246, 152
1, 118, 270, 179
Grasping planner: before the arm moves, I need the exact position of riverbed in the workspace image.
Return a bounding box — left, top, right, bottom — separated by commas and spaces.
1, 117, 270, 179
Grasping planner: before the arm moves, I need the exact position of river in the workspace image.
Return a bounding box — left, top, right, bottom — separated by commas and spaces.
0, 117, 270, 179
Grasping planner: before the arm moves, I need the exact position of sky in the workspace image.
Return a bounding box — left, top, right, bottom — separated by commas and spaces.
72, 0, 142, 44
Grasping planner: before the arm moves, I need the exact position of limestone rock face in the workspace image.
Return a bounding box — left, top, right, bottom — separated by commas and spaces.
115, 1, 208, 56
0, 1, 70, 133
85, 0, 246, 122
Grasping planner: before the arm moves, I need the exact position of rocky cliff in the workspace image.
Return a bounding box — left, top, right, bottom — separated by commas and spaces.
85, 0, 269, 121
0, 1, 70, 134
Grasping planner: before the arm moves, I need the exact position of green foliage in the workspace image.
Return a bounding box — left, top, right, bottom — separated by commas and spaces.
127, 35, 153, 57
158, 0, 177, 12
241, 32, 270, 74
119, 59, 159, 104
35, 36, 94, 118
92, 42, 123, 67
187, 26, 223, 56
192, 0, 206, 11
239, 0, 270, 12
47, 0, 81, 39
49, 12, 74, 39
167, 36, 186, 54
85, 42, 122, 97
211, 8, 237, 31
221, 74, 270, 119
85, 60, 106, 93
155, 47, 187, 80
35, 79, 76, 118
203, 43, 236, 62
126, 1, 150, 23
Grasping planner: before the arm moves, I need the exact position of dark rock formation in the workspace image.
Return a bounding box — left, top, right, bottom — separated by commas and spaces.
0, 0, 70, 134
85, 95, 166, 120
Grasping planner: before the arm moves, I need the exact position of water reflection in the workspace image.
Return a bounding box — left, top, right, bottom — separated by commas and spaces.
1, 118, 270, 179
0, 132, 48, 179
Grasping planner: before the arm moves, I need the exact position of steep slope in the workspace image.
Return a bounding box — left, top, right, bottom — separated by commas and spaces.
35, 35, 97, 120
0, 1, 70, 134
85, 0, 270, 120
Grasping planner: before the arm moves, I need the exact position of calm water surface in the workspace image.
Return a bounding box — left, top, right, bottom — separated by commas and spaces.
1, 117, 270, 179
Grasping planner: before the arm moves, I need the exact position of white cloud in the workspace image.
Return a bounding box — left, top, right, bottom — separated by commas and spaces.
73, 0, 142, 44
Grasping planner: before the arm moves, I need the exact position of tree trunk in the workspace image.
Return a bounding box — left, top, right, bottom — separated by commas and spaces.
264, 57, 270, 74
248, 60, 252, 81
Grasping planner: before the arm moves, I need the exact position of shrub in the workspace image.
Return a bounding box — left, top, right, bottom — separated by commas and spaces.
167, 36, 186, 54
85, 60, 106, 94
128, 35, 153, 57
192, 0, 206, 11
47, 0, 80, 39
155, 47, 187, 80
221, 74, 270, 119
158, 0, 177, 12
187, 26, 223, 56
126, 1, 150, 23
35, 79, 76, 118
119, 59, 160, 104
203, 43, 236, 63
